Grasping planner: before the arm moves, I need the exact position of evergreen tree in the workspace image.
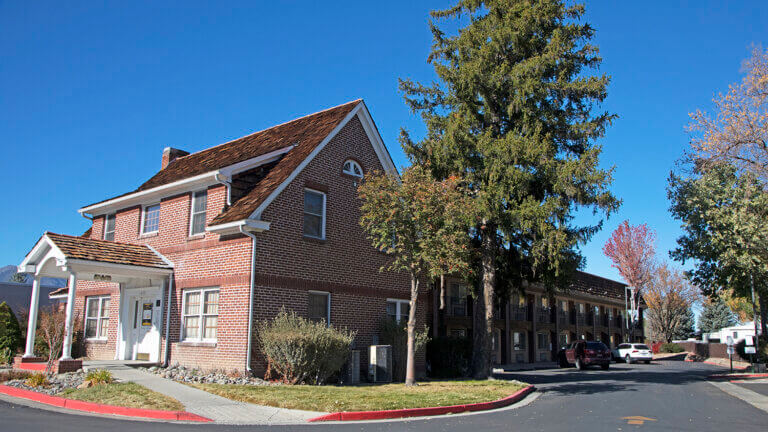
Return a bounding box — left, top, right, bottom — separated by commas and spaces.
0, 302, 22, 354
674, 308, 696, 340
399, 0, 619, 377
698, 300, 737, 334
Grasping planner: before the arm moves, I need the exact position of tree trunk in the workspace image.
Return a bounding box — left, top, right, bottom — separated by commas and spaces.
629, 287, 637, 341
440, 274, 446, 310
405, 275, 419, 386
758, 288, 767, 343
472, 222, 496, 379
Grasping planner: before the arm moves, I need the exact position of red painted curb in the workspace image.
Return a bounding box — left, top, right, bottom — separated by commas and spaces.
709, 373, 768, 380
0, 385, 212, 422
307, 384, 535, 422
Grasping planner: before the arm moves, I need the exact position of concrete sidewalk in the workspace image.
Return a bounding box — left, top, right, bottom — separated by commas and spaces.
84, 361, 323, 424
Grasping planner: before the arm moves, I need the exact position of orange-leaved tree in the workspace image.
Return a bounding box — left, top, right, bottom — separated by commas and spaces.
644, 263, 700, 343
603, 221, 656, 338
358, 165, 472, 386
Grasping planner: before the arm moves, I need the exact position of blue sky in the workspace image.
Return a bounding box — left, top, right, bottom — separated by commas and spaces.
2, 1, 767, 285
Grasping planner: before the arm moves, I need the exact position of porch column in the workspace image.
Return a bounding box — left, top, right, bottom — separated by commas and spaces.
23, 276, 41, 358
60, 272, 77, 360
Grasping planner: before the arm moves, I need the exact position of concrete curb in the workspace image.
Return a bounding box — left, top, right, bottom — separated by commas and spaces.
684, 359, 749, 370
0, 385, 212, 422
307, 384, 535, 422
708, 373, 768, 380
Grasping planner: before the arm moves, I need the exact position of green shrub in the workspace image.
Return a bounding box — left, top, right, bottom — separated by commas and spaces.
25, 372, 49, 388
0, 302, 22, 356
659, 343, 684, 353
0, 347, 13, 366
427, 336, 472, 378
85, 369, 114, 386
378, 318, 429, 382
258, 308, 356, 385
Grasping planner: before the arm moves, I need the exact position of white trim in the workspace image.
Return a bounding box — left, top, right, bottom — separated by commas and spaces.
205, 218, 271, 235
342, 159, 363, 177
140, 203, 161, 235
249, 104, 363, 219
84, 294, 110, 340
79, 171, 221, 217
303, 188, 326, 240
180, 287, 220, 343
189, 190, 207, 236
308, 290, 331, 326
386, 298, 410, 323
64, 258, 173, 275
103, 214, 116, 241
356, 102, 397, 174
217, 145, 295, 178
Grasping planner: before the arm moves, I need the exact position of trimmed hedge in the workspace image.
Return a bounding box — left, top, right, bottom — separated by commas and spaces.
659, 342, 684, 353
0, 302, 22, 361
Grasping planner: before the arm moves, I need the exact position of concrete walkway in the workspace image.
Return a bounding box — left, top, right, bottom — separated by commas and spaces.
83, 361, 324, 425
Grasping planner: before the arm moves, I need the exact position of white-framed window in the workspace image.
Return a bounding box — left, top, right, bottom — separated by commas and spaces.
189, 190, 207, 236
103, 214, 115, 241
308, 291, 331, 325
85, 295, 110, 339
578, 303, 585, 313
303, 189, 326, 239
386, 299, 410, 323
513, 332, 527, 350
141, 203, 161, 234
181, 288, 219, 341
342, 159, 363, 177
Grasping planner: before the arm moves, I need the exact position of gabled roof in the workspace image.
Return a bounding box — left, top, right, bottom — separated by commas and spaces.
44, 232, 171, 269
80, 99, 381, 227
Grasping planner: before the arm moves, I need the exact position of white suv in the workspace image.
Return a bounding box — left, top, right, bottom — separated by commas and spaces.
616, 343, 653, 364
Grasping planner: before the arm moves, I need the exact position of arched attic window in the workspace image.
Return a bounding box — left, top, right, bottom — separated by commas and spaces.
342, 159, 363, 177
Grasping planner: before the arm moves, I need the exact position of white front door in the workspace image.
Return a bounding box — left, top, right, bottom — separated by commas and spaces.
123, 288, 162, 362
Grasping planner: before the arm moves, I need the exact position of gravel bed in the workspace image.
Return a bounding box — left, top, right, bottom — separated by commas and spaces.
4, 371, 87, 395
140, 365, 278, 386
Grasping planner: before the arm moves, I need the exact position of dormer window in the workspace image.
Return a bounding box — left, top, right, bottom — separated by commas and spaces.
342, 160, 363, 177
103, 214, 115, 241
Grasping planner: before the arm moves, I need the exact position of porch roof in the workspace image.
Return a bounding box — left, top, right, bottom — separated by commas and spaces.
19, 232, 173, 281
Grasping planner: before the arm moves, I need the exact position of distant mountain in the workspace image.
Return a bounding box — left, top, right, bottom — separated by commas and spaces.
0, 265, 66, 287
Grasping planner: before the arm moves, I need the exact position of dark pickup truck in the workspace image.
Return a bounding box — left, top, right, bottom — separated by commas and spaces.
558, 340, 611, 370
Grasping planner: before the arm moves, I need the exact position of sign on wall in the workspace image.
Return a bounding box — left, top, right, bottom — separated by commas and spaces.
142, 302, 153, 326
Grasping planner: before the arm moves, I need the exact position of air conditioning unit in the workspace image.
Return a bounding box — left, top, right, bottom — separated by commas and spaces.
341, 350, 360, 385
368, 345, 392, 383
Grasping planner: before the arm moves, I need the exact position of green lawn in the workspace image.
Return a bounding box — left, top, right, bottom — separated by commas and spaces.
62, 382, 184, 411
191, 380, 527, 412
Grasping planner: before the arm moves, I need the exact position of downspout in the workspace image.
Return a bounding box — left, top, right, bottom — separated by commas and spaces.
162, 274, 174, 367
240, 226, 257, 375
215, 173, 232, 207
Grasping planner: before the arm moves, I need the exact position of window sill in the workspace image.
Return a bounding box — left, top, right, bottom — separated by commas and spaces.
186, 234, 206, 241
179, 341, 217, 348
302, 235, 327, 244
139, 232, 159, 239
85, 339, 108, 344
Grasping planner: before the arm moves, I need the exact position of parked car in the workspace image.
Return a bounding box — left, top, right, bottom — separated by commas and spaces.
558, 340, 611, 370
614, 343, 653, 364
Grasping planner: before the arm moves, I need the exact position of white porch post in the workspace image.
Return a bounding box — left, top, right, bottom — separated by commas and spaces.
61, 272, 78, 360
23, 276, 41, 358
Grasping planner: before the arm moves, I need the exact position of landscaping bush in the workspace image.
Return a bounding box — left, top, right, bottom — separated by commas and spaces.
378, 318, 429, 382
659, 342, 684, 353
0, 370, 33, 383
25, 372, 50, 388
426, 336, 472, 378
85, 369, 114, 386
258, 309, 356, 385
0, 302, 22, 357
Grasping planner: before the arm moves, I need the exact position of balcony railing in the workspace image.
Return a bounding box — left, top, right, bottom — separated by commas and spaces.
536, 307, 552, 324
576, 313, 586, 326
510, 306, 527, 321
557, 311, 568, 325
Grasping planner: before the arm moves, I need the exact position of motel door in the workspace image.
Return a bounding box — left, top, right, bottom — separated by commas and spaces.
128, 291, 162, 362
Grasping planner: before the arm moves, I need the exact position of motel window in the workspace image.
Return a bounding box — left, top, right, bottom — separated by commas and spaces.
450, 328, 467, 338
448, 283, 468, 316
386, 299, 410, 323
513, 332, 526, 350
141, 204, 160, 234
182, 288, 219, 341
559, 300, 567, 311
308, 291, 331, 325
85, 295, 110, 339
559, 332, 569, 348
190, 190, 208, 236
342, 160, 363, 177
103, 214, 115, 241
537, 332, 549, 350
303, 189, 326, 239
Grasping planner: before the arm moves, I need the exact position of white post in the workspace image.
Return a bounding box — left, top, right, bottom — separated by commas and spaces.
60, 272, 77, 360
23, 276, 41, 358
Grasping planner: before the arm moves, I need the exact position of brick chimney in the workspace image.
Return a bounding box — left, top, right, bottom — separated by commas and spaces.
161, 147, 190, 170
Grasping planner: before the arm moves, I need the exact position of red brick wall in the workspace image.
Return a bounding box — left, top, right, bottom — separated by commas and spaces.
70, 112, 424, 376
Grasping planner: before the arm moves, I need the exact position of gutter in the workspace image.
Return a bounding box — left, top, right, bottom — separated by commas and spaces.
239, 226, 258, 374
214, 173, 232, 206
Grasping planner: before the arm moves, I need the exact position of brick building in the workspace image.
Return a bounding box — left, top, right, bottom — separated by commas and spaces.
17, 100, 424, 375
430, 272, 645, 366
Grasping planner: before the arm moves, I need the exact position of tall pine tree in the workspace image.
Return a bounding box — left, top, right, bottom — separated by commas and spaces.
400, 0, 619, 377
698, 300, 737, 334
